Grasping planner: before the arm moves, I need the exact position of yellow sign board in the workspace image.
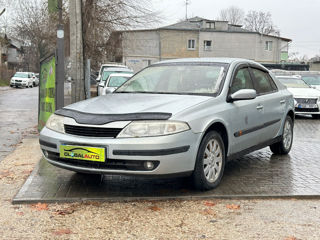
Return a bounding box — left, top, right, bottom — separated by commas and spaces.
60, 145, 105, 162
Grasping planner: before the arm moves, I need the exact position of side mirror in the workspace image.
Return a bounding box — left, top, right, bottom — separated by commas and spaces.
227, 89, 257, 102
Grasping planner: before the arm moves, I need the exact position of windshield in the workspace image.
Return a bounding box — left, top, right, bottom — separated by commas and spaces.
277, 77, 310, 88
301, 75, 320, 85
102, 71, 132, 81
14, 73, 28, 78
108, 76, 130, 87
116, 64, 227, 95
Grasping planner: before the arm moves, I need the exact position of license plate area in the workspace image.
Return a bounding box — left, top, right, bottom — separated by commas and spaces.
297, 104, 318, 109
60, 145, 106, 162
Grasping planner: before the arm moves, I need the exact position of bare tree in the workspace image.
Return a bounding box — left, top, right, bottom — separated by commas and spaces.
219, 6, 245, 25
244, 10, 276, 35
82, 0, 160, 69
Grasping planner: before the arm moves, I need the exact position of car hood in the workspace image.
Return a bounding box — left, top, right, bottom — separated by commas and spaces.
311, 85, 320, 91
12, 77, 28, 81
287, 87, 320, 98
64, 93, 212, 116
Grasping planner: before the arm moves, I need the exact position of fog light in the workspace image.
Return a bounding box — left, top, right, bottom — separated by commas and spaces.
144, 161, 154, 170
43, 150, 49, 158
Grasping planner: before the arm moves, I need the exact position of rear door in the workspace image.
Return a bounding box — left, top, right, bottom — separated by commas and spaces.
249, 67, 285, 142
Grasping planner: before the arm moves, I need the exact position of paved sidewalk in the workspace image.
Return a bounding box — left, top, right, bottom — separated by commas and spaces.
13, 117, 320, 203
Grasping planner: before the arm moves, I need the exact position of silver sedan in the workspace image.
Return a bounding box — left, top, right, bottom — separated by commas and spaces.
40, 58, 294, 190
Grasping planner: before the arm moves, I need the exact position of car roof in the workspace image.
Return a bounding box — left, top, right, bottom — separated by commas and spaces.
108, 73, 133, 77
276, 75, 301, 79
101, 64, 127, 68
152, 57, 258, 65
103, 67, 133, 72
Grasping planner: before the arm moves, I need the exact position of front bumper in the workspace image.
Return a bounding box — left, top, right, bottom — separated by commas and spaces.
39, 127, 202, 175
10, 82, 28, 87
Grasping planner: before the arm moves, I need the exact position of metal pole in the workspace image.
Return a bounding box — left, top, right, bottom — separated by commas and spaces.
85, 59, 91, 99
56, 0, 65, 109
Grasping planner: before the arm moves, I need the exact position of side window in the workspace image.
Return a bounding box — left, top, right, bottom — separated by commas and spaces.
251, 68, 277, 94
230, 67, 254, 94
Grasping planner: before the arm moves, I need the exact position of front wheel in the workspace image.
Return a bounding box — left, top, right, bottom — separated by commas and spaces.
270, 116, 293, 154
192, 131, 226, 191
312, 114, 320, 119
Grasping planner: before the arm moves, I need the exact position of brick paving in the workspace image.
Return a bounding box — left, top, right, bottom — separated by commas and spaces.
13, 116, 320, 203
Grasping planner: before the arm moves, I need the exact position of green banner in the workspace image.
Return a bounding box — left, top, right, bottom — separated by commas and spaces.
38, 55, 56, 131
48, 0, 58, 14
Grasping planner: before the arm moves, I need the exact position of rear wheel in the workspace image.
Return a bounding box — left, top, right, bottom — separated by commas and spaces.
192, 131, 225, 190
270, 116, 293, 154
312, 114, 320, 119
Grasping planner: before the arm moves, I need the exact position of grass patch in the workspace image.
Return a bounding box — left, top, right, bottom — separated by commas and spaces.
0, 79, 10, 87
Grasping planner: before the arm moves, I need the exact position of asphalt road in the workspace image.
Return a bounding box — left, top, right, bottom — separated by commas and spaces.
0, 86, 38, 161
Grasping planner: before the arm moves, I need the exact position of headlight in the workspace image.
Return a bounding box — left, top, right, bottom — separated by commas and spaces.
117, 121, 190, 138
46, 114, 65, 133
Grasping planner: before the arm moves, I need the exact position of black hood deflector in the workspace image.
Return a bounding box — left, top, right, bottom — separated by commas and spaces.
55, 108, 172, 125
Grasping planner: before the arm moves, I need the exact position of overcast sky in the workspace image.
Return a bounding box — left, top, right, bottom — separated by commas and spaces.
152, 0, 320, 58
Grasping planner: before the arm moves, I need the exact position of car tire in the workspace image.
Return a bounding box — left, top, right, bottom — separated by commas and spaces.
270, 116, 293, 155
312, 114, 320, 119
192, 131, 226, 191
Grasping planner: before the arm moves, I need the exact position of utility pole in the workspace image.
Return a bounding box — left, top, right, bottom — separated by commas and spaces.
56, 0, 64, 109
69, 0, 84, 103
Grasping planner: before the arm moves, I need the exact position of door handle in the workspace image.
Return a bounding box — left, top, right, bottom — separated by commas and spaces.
256, 105, 263, 110
280, 99, 286, 104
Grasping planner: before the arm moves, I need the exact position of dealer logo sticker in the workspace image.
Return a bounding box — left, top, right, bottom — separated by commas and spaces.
60, 145, 105, 162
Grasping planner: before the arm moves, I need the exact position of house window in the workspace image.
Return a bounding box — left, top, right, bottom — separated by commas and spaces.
206, 22, 214, 29
204, 40, 212, 51
265, 41, 273, 51
188, 39, 196, 50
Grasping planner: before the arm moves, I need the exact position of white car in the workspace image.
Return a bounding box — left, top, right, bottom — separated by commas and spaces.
97, 67, 134, 95
276, 76, 320, 119
96, 63, 129, 82
99, 73, 133, 96
300, 73, 320, 90
32, 73, 39, 86
10, 72, 34, 88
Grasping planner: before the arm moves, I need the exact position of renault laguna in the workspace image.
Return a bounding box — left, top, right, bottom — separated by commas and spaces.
40, 58, 294, 190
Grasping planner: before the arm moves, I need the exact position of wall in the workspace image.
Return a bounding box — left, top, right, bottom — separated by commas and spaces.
310, 62, 320, 71
160, 30, 199, 59
199, 31, 283, 63
122, 31, 160, 72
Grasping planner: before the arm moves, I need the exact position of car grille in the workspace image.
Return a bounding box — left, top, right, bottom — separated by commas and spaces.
295, 98, 317, 104
64, 124, 122, 138
46, 151, 159, 171
295, 107, 319, 113
15, 80, 22, 82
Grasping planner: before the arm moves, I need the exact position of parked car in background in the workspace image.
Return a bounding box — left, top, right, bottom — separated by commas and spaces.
40, 58, 294, 190
10, 72, 34, 88
97, 67, 133, 95
271, 70, 320, 90
276, 75, 320, 119
96, 63, 129, 82
34, 73, 40, 86
31, 73, 39, 86
98, 73, 133, 96
300, 73, 320, 90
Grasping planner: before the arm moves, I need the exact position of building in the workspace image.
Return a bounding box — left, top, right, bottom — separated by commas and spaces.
310, 57, 320, 71
109, 17, 291, 72
0, 34, 24, 70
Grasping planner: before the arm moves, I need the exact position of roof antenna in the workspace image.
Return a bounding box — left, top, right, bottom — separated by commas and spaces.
185, 0, 190, 20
